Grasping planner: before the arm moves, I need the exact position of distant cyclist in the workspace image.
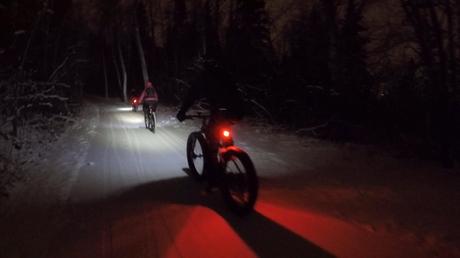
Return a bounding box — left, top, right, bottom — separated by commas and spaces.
139, 81, 159, 113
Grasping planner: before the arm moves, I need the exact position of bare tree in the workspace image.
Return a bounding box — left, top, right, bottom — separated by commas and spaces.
135, 2, 150, 85
103, 52, 109, 98
117, 35, 128, 102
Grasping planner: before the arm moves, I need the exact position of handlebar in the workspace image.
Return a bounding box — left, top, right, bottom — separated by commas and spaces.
182, 108, 230, 120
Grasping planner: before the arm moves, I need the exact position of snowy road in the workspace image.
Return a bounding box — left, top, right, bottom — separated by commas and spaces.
1, 98, 459, 258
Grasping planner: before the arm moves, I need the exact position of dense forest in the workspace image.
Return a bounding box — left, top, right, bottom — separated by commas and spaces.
1, 0, 460, 167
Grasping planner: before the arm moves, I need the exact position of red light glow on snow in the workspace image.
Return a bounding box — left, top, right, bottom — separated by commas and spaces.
256, 201, 428, 258
164, 205, 256, 258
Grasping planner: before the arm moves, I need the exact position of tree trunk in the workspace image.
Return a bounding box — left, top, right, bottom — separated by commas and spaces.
117, 38, 128, 102
103, 52, 109, 99
112, 43, 122, 92
135, 25, 149, 85
20, 6, 43, 70
445, 0, 457, 94
321, 0, 338, 88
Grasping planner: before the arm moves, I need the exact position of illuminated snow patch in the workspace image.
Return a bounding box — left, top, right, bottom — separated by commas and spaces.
117, 107, 133, 112
117, 113, 144, 124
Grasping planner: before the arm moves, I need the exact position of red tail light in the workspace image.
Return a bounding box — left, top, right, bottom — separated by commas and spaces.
134, 99, 137, 103
222, 129, 231, 138
220, 128, 234, 147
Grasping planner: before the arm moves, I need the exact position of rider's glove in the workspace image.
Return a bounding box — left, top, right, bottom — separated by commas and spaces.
176, 110, 186, 122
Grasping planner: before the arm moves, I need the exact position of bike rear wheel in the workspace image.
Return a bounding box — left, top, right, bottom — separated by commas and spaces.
220, 148, 258, 215
186, 132, 207, 180
149, 111, 156, 132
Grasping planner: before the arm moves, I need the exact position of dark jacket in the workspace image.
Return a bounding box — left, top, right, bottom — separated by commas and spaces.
178, 66, 245, 119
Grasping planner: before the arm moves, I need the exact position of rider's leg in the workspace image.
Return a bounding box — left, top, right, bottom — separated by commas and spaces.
144, 101, 157, 113
204, 118, 220, 190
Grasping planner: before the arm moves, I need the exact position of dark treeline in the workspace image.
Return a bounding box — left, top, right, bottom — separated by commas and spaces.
1, 0, 460, 165
0, 0, 85, 165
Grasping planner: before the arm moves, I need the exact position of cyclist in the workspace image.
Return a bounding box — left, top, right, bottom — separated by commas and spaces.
176, 58, 246, 189
129, 88, 138, 100
129, 88, 140, 111
139, 81, 159, 114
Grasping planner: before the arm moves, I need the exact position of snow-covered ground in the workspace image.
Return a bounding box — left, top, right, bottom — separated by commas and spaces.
0, 97, 459, 258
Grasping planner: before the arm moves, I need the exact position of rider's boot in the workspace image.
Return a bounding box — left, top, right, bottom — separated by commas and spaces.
202, 166, 218, 193
203, 153, 219, 194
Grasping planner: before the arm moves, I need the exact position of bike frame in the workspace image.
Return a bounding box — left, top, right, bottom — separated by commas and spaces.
190, 114, 237, 168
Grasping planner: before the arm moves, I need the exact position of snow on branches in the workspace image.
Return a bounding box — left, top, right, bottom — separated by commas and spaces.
0, 77, 76, 170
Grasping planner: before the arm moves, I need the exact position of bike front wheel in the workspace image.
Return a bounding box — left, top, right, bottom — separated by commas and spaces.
186, 132, 207, 181
144, 111, 149, 128
220, 148, 258, 215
